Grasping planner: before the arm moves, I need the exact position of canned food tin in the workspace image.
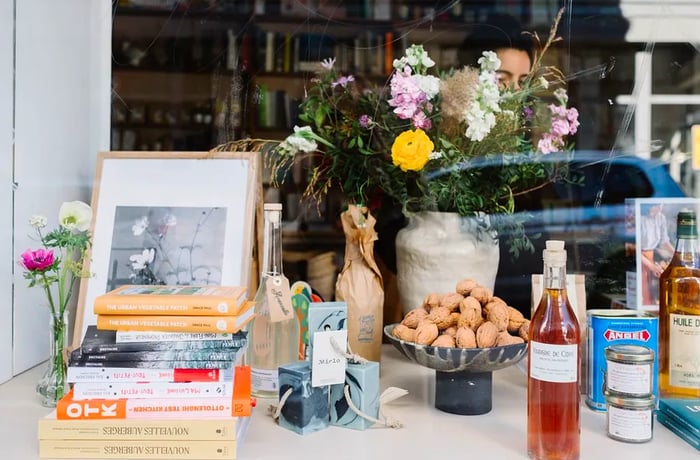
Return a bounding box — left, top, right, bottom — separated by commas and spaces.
604, 344, 655, 397
605, 393, 655, 443
586, 309, 658, 411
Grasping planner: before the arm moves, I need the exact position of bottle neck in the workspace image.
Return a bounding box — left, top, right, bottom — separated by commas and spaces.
543, 263, 567, 291
262, 209, 283, 276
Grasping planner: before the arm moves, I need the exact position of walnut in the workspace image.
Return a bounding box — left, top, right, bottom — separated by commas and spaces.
392, 324, 416, 342
486, 302, 509, 332
422, 293, 442, 311
496, 331, 525, 346
431, 334, 456, 348
476, 321, 499, 348
427, 306, 454, 330
518, 319, 531, 342
458, 304, 484, 331
440, 292, 464, 312
415, 322, 439, 345
459, 295, 482, 314
506, 306, 526, 334
483, 297, 507, 317
455, 326, 477, 348
402, 308, 429, 328
455, 278, 479, 296
470, 286, 493, 305
443, 325, 458, 337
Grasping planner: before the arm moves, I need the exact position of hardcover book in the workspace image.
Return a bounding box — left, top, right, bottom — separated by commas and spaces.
38, 413, 239, 440
71, 346, 244, 364
81, 326, 247, 353
38, 439, 237, 459
72, 381, 235, 400
657, 411, 700, 451
115, 330, 241, 343
68, 360, 237, 370
57, 367, 252, 420
67, 367, 233, 383
93, 285, 248, 316
95, 307, 255, 334
658, 398, 700, 438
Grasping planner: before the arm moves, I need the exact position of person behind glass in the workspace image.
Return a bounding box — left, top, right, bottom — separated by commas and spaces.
640, 203, 675, 306
459, 12, 533, 90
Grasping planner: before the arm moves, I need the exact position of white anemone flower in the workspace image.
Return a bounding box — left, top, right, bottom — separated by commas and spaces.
58, 201, 92, 232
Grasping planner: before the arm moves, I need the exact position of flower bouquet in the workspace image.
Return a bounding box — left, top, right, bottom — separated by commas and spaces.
18, 201, 92, 407
270, 10, 578, 258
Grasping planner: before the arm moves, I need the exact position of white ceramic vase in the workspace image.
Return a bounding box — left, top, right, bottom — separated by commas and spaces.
395, 211, 500, 314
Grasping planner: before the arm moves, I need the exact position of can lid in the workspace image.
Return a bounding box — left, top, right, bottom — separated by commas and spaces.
604, 344, 655, 362
605, 392, 655, 408
264, 203, 283, 211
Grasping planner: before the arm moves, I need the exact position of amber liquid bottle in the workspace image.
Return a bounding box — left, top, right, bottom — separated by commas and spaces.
659, 210, 700, 398
528, 240, 580, 460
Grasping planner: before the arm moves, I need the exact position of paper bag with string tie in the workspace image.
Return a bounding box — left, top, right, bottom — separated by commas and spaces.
335, 204, 384, 363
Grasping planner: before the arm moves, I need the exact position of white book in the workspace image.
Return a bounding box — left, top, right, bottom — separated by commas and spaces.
67, 367, 234, 383
72, 381, 234, 400
115, 331, 240, 343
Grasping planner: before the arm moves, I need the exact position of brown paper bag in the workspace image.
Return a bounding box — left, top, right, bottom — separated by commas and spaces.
335, 205, 384, 362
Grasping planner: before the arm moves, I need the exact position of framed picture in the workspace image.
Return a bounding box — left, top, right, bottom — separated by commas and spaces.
627, 197, 700, 312
72, 151, 261, 347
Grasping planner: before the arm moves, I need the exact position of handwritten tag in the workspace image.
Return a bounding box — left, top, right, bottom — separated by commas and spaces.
266, 275, 295, 323
311, 330, 347, 387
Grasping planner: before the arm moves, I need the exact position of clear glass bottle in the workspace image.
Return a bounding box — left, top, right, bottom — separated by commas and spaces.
659, 210, 700, 398
527, 240, 581, 460
246, 203, 300, 399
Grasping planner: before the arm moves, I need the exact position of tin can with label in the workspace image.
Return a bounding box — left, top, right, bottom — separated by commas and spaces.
605, 393, 655, 443
604, 344, 655, 397
585, 309, 658, 411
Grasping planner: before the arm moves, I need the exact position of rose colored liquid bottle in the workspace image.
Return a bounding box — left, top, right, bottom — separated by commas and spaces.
527, 240, 580, 460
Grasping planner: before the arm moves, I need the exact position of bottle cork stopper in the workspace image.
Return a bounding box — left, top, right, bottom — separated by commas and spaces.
543, 240, 567, 266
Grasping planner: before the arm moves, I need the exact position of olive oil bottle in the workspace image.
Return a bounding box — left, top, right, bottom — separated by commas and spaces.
659, 210, 700, 398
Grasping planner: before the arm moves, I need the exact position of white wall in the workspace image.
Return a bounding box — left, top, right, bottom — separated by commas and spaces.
0, 0, 15, 384
621, 0, 700, 43
9, 0, 111, 380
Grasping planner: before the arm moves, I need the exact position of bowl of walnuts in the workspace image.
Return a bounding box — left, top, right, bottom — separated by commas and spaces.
384, 278, 529, 416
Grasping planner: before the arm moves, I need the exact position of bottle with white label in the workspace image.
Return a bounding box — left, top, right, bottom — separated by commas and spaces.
246, 203, 300, 399
527, 240, 580, 460
659, 209, 700, 398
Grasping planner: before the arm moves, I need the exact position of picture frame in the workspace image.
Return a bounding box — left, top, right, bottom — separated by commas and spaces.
72, 151, 262, 348
626, 197, 700, 312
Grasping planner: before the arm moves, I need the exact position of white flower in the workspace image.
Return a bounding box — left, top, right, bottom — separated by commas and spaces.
29, 215, 47, 229
132, 216, 148, 236
394, 45, 435, 72
58, 201, 92, 232
429, 151, 443, 160
416, 75, 441, 99
279, 125, 319, 156
539, 76, 549, 89
477, 51, 501, 72
130, 248, 155, 270
320, 57, 335, 70
554, 88, 568, 104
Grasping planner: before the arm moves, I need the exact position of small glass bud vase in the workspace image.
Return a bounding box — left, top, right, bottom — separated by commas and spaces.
36, 311, 69, 407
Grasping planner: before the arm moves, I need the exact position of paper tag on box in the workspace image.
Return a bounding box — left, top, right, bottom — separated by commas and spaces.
311, 330, 347, 387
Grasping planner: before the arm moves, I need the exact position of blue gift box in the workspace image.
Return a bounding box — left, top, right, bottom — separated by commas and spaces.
278, 361, 329, 435
307, 301, 347, 360
330, 361, 380, 430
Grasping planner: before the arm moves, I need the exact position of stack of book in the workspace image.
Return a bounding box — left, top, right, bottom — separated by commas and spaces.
657, 398, 700, 451
40, 285, 256, 459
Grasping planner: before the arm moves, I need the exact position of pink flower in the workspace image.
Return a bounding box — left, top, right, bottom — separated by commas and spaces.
412, 111, 432, 129
551, 118, 571, 137
331, 75, 355, 88
566, 107, 580, 134
20, 248, 54, 272
537, 134, 561, 154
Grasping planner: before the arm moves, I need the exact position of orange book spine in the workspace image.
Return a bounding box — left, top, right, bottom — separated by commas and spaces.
96, 309, 254, 334
384, 31, 393, 75
93, 285, 247, 316
56, 367, 253, 420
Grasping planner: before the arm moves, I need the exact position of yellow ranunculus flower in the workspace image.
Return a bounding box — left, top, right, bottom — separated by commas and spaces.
391, 129, 434, 172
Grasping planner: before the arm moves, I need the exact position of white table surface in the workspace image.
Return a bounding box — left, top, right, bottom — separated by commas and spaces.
2, 344, 698, 460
